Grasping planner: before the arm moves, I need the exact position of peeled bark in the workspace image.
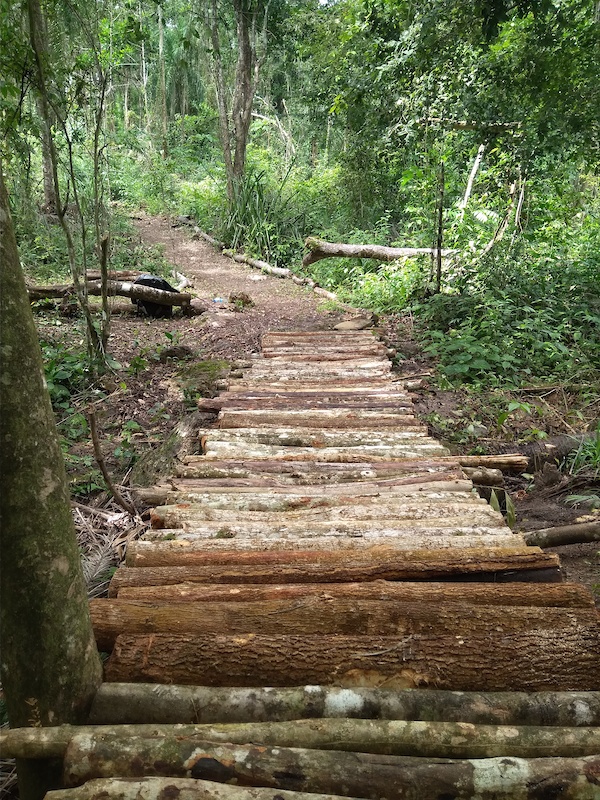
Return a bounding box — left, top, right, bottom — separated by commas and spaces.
61, 736, 600, 799
0, 165, 103, 799
108, 549, 561, 596
114, 580, 595, 609
91, 597, 586, 651
47, 778, 361, 800
302, 237, 457, 267
89, 683, 600, 726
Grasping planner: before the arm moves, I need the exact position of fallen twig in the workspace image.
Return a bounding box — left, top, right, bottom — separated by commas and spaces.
87, 410, 136, 517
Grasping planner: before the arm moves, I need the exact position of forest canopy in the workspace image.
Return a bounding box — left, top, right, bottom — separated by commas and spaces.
1, 0, 599, 386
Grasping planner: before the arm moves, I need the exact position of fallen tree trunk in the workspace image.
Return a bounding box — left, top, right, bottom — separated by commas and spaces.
88, 683, 600, 726
27, 279, 192, 307
108, 550, 561, 595
61, 736, 600, 799
303, 238, 457, 268
47, 779, 362, 800
523, 521, 600, 548
6, 718, 599, 761
114, 580, 595, 609
103, 625, 598, 690
90, 598, 582, 651
222, 249, 291, 278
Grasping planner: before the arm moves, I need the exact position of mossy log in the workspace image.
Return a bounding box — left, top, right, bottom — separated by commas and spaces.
4, 718, 600, 760
88, 683, 600, 726
103, 626, 599, 690
46, 778, 362, 800
108, 549, 562, 596
90, 598, 589, 651
114, 580, 596, 609
61, 736, 600, 799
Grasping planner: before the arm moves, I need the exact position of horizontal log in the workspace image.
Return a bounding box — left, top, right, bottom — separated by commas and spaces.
223, 249, 291, 277
261, 349, 388, 360
200, 441, 449, 461
199, 428, 436, 448
91, 598, 594, 651
114, 580, 596, 609
27, 279, 192, 306
7, 717, 600, 761
62, 735, 600, 798
108, 549, 561, 595
302, 238, 456, 268
47, 778, 361, 800
200, 398, 414, 412
104, 629, 600, 691
130, 532, 522, 563
523, 521, 600, 547
225, 380, 398, 393
461, 467, 504, 486
217, 410, 425, 430
175, 458, 464, 481
89, 683, 600, 726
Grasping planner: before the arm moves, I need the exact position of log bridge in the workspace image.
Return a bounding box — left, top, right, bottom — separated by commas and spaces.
5, 330, 600, 799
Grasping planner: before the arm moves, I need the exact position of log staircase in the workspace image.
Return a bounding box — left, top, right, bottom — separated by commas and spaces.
5, 330, 600, 798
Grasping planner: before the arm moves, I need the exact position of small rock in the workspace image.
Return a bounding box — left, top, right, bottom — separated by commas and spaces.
334, 315, 376, 331
159, 346, 194, 363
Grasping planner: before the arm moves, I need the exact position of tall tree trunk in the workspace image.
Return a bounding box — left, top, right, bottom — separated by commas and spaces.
157, 2, 169, 158
208, 0, 235, 202
231, 0, 259, 183
0, 165, 103, 800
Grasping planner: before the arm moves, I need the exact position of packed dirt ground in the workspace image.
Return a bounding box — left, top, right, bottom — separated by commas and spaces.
36, 213, 599, 602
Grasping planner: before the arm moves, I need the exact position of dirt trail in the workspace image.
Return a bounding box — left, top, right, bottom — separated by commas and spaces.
131, 214, 350, 359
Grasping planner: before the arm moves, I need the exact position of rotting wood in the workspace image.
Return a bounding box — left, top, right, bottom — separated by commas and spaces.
61, 735, 600, 798
108, 550, 561, 595
91, 597, 581, 650
302, 237, 457, 267
88, 683, 600, 726
48, 779, 362, 800
523, 520, 600, 547
461, 467, 504, 486
114, 580, 596, 609
198, 427, 435, 448
200, 442, 450, 461
5, 718, 600, 761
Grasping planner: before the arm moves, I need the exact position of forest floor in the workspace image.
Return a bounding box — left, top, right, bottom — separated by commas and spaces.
36, 212, 599, 602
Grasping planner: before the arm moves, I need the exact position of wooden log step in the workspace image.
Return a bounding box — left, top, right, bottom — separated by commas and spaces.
199, 428, 436, 447
89, 683, 600, 726
262, 330, 378, 341
90, 599, 596, 651
104, 629, 600, 690
48, 780, 361, 800
141, 528, 518, 550
6, 720, 600, 761
61, 735, 600, 796
131, 534, 525, 562
261, 349, 388, 360
108, 550, 562, 595
114, 580, 597, 609
245, 363, 392, 378
136, 471, 469, 503
218, 410, 425, 430
225, 380, 400, 393
200, 441, 449, 461
200, 397, 414, 412
173, 459, 465, 482
148, 500, 503, 529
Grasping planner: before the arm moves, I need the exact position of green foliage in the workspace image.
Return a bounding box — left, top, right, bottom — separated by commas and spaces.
41, 343, 94, 407
564, 426, 600, 476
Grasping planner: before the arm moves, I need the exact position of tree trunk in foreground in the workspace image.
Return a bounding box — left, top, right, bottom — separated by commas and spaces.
46, 778, 361, 800
61, 736, 600, 799
0, 166, 103, 799
3, 719, 599, 760
88, 683, 600, 727
303, 237, 457, 267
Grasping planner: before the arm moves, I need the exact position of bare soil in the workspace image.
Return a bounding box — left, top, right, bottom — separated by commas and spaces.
37, 213, 599, 603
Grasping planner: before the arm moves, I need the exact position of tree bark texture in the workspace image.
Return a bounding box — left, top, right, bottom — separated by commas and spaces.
523, 521, 600, 547
61, 736, 600, 799
46, 778, 363, 800
89, 683, 600, 727
91, 598, 597, 651
4, 719, 599, 761
0, 166, 103, 800
217, 409, 426, 429
302, 238, 457, 267
113, 579, 595, 609
103, 627, 599, 690
108, 550, 561, 596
